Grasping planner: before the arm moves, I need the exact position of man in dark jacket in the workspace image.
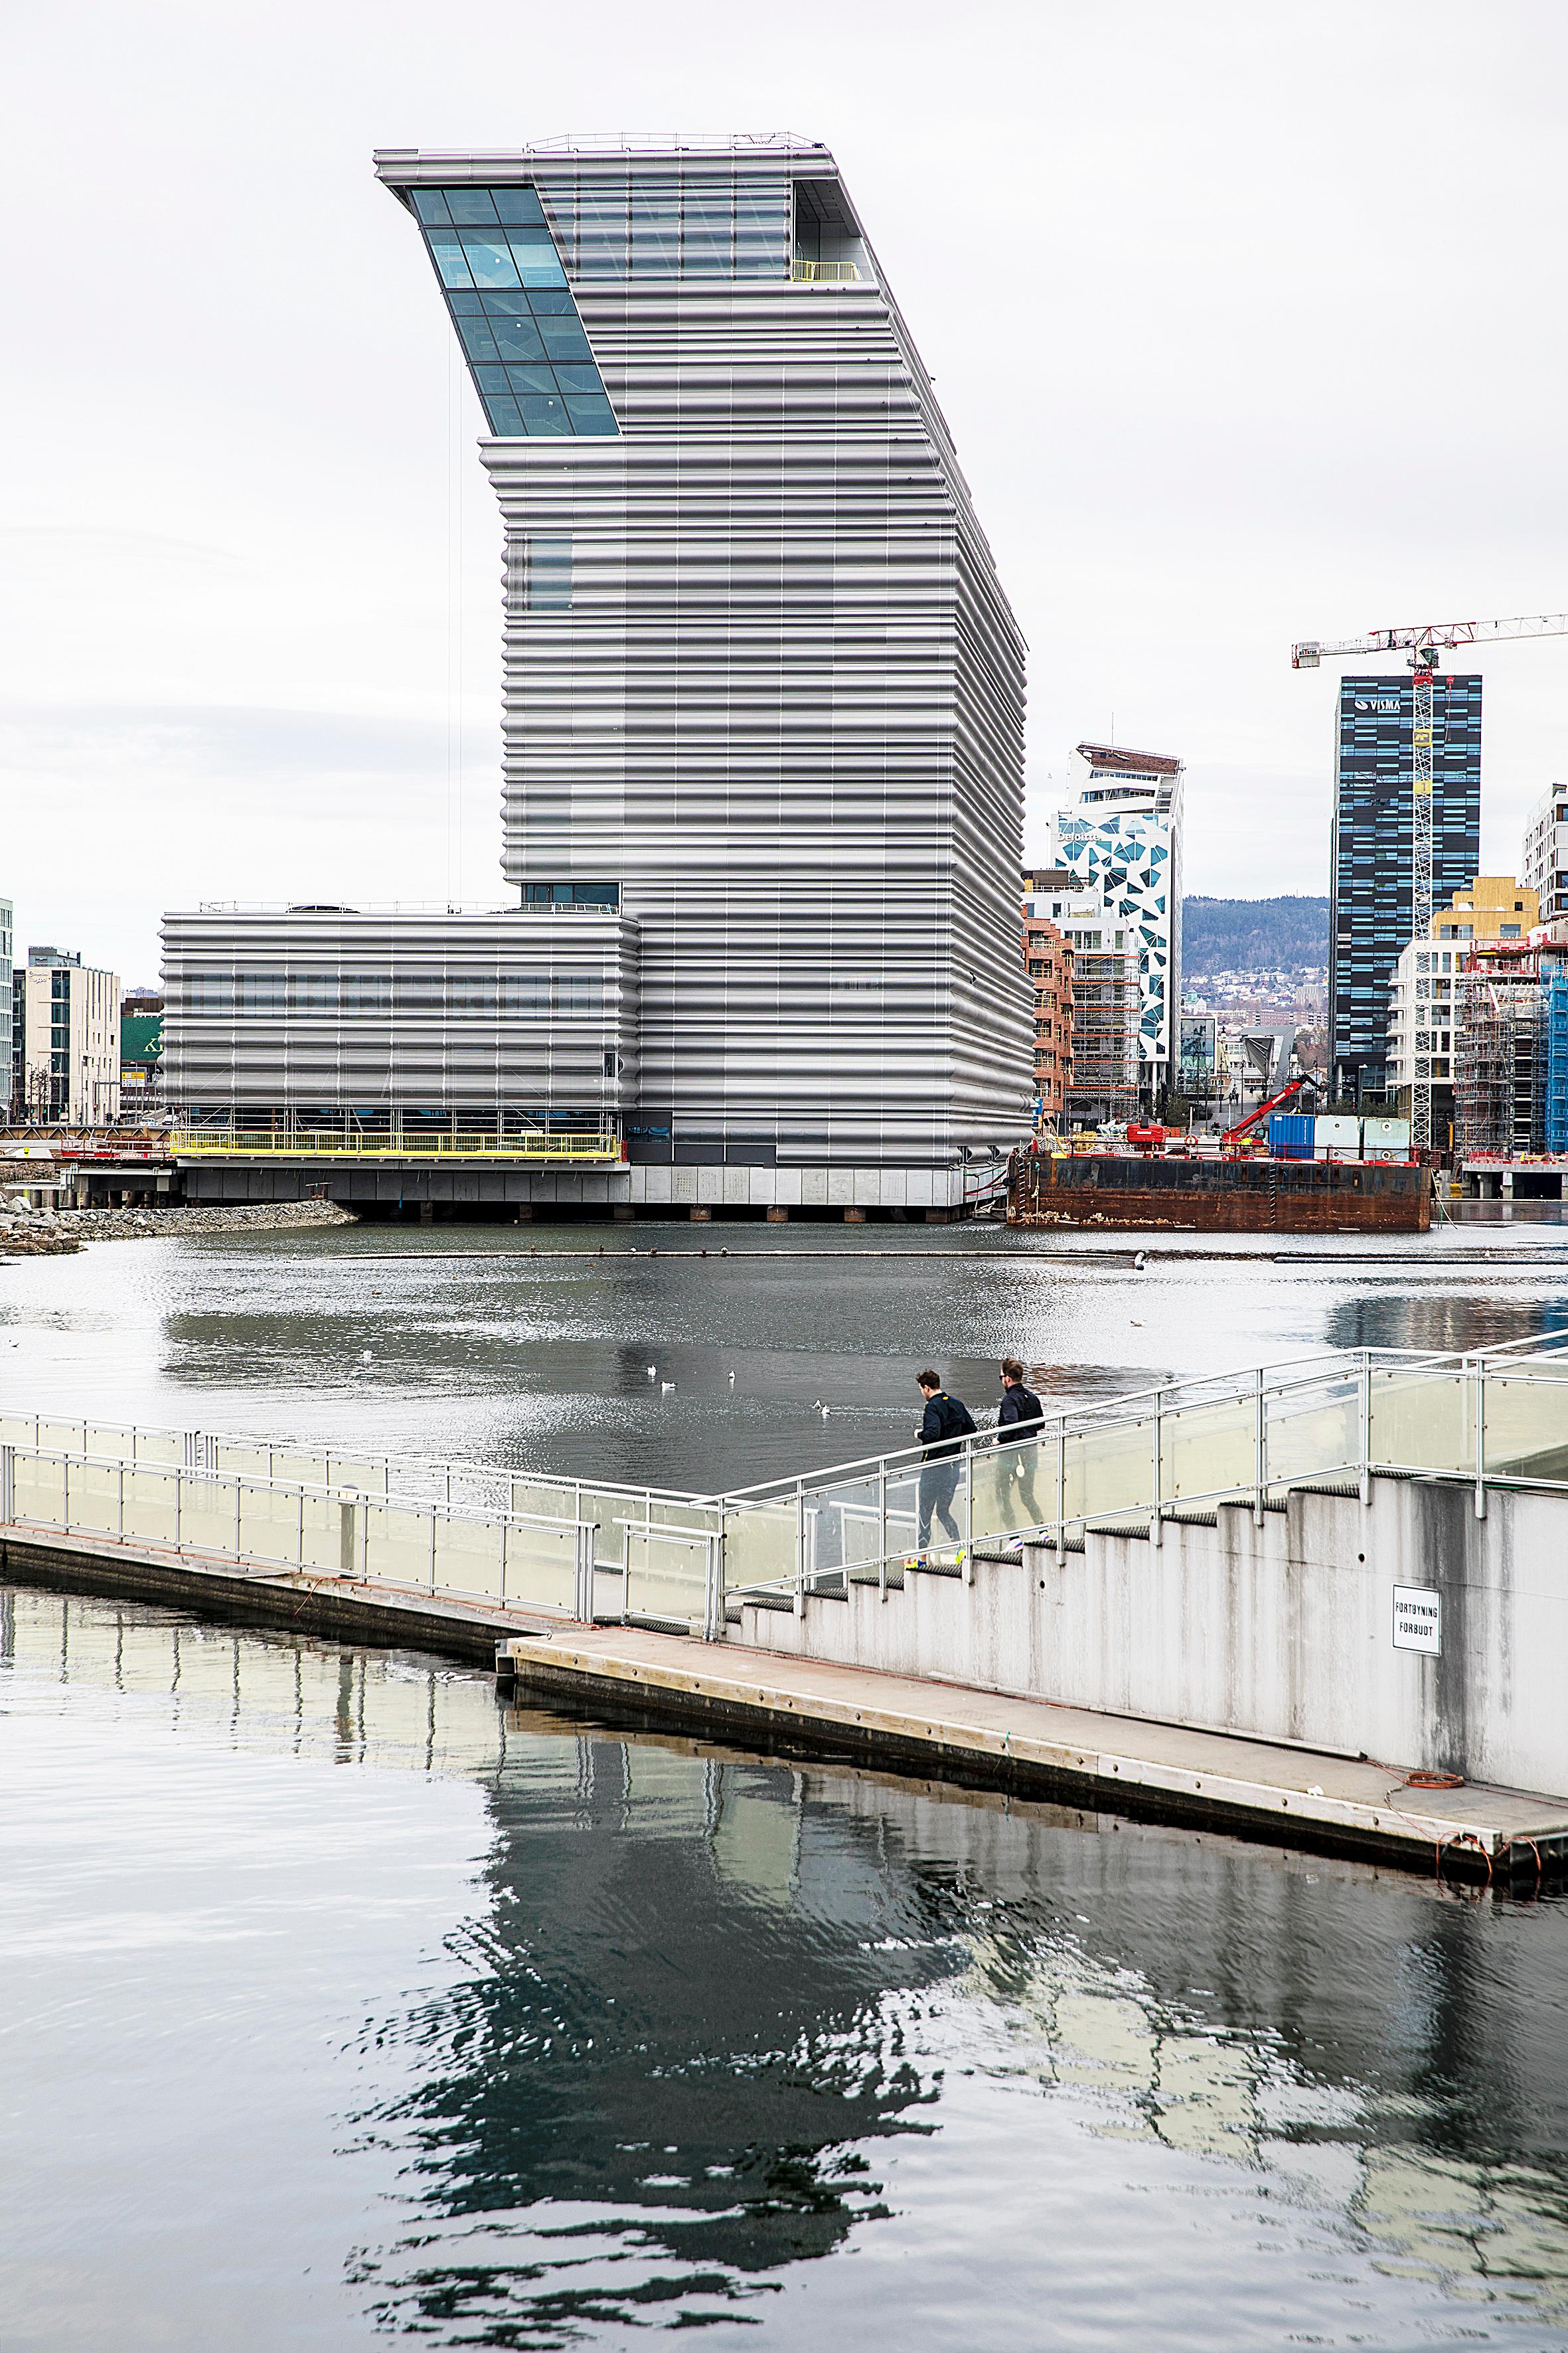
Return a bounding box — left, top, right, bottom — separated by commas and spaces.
915, 1370, 976, 1553
996, 1356, 1046, 1526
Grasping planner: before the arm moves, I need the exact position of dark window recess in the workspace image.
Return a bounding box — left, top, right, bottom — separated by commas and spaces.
520, 881, 619, 910
516, 536, 572, 613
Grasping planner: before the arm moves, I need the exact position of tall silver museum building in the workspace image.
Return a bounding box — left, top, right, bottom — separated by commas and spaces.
163, 136, 1031, 1216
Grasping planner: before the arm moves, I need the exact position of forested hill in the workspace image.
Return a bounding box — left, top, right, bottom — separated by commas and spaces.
1182, 896, 1328, 974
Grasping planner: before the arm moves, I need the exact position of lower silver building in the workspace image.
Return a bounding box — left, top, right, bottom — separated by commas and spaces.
161, 906, 636, 1135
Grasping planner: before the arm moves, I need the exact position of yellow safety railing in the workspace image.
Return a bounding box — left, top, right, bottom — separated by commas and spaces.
169, 1127, 623, 1163
789, 258, 860, 284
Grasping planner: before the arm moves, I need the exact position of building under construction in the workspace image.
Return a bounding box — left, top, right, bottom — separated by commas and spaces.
1452, 943, 1559, 1159
1064, 942, 1140, 1126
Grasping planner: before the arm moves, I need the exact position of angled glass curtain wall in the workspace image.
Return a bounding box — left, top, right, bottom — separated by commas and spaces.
408, 187, 617, 436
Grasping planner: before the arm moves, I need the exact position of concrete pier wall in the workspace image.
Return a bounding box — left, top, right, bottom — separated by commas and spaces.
739, 1478, 1568, 1798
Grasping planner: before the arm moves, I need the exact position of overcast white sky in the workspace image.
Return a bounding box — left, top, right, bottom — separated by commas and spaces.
5, 0, 1568, 983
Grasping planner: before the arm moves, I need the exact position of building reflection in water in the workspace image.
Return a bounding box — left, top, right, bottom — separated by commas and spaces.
6, 1584, 1568, 2341
1324, 1289, 1568, 1358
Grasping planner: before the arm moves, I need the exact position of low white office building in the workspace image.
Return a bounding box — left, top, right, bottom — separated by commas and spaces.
1523, 783, 1568, 926
13, 947, 121, 1125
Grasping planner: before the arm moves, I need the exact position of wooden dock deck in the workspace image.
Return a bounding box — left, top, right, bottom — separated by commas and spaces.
497, 1624, 1568, 1884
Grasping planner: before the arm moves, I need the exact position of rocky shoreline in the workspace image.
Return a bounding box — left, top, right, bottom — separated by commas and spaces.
0, 1196, 357, 1258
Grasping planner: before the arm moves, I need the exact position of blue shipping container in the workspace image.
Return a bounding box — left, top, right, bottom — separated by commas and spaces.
1269, 1113, 1314, 1159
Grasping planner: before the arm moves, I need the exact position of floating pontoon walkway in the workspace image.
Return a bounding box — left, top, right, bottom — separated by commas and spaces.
495, 1623, 1568, 1886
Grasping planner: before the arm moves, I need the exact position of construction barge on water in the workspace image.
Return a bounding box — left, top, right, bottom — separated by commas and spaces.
1010, 1079, 1431, 1235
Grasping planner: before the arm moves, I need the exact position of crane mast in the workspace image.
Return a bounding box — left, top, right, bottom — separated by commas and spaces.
1293, 610, 1568, 1162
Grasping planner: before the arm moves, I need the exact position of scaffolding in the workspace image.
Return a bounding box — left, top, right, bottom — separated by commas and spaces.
1454, 949, 1547, 1159
1065, 949, 1141, 1126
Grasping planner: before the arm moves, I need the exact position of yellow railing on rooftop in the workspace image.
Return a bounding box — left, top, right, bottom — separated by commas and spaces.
790, 258, 860, 284
169, 1127, 623, 1163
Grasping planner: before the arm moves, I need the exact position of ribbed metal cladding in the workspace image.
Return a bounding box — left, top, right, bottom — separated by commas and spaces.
161, 908, 637, 1126
376, 137, 1032, 1170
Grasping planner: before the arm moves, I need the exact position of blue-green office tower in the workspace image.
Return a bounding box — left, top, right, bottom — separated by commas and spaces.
1330, 674, 1482, 1099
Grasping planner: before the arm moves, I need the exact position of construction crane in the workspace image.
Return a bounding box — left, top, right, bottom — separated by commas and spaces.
1221, 1073, 1312, 1151
1291, 613, 1568, 1157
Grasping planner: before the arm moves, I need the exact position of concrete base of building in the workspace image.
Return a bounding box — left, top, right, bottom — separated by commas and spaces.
177, 1159, 982, 1219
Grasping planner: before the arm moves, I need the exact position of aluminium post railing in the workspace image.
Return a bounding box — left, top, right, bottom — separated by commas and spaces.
0, 1436, 603, 1622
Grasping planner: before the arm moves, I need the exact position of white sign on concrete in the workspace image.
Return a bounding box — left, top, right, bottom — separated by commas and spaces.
1393, 1585, 1442, 1655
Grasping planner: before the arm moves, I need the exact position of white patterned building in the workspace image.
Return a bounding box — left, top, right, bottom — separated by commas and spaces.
1048, 742, 1184, 1113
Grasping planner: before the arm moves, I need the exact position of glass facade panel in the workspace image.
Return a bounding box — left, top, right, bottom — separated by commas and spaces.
407, 184, 618, 438
528, 167, 791, 282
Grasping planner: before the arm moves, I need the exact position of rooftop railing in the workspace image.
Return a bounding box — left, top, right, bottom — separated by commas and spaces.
168, 1125, 623, 1163
789, 259, 861, 284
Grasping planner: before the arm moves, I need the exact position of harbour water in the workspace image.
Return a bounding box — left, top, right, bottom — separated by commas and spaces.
5, 1218, 1568, 2347
4, 1582, 1568, 2350
4, 1214, 1568, 1494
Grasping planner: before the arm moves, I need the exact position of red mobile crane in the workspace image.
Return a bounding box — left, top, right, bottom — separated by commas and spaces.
1221, 1074, 1312, 1152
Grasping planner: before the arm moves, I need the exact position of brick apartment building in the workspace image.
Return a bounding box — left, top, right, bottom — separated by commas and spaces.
1023, 912, 1074, 1127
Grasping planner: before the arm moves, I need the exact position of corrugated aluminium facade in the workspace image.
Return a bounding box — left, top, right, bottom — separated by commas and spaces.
373, 135, 1032, 1176
161, 908, 636, 1129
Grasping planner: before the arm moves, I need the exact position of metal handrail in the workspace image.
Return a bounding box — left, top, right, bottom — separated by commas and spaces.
709, 1339, 1568, 1510
11, 1332, 1568, 1639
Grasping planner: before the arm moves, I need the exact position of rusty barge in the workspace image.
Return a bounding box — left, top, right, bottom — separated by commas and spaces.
1010, 1153, 1430, 1234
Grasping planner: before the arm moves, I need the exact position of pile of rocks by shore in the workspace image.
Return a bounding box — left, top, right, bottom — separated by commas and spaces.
0, 1194, 357, 1257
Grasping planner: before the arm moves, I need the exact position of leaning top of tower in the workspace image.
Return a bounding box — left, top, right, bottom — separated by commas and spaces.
371, 132, 974, 493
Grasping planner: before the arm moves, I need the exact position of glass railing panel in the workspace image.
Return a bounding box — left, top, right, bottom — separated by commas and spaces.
720, 1499, 797, 1597
214, 1441, 272, 1481
433, 1513, 505, 1605
446, 1467, 507, 1514
503, 1518, 578, 1613
880, 1453, 971, 1562
1077, 1418, 1158, 1522
84, 1424, 135, 1463
39, 1420, 87, 1457
364, 1502, 436, 1589
300, 1492, 343, 1574
123, 1465, 179, 1547
649, 1496, 721, 1537
1482, 1372, 1568, 1484
176, 1473, 242, 1556
625, 1528, 708, 1628
66, 1458, 122, 1538
238, 1483, 305, 1568
801, 1475, 882, 1581
1263, 1378, 1359, 1487
511, 1476, 581, 1524
1162, 1395, 1255, 1504
0, 1414, 39, 1447
12, 1452, 67, 1527
326, 1454, 389, 1497
971, 1439, 1054, 1540
1370, 1369, 1473, 1477
132, 1431, 181, 1467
